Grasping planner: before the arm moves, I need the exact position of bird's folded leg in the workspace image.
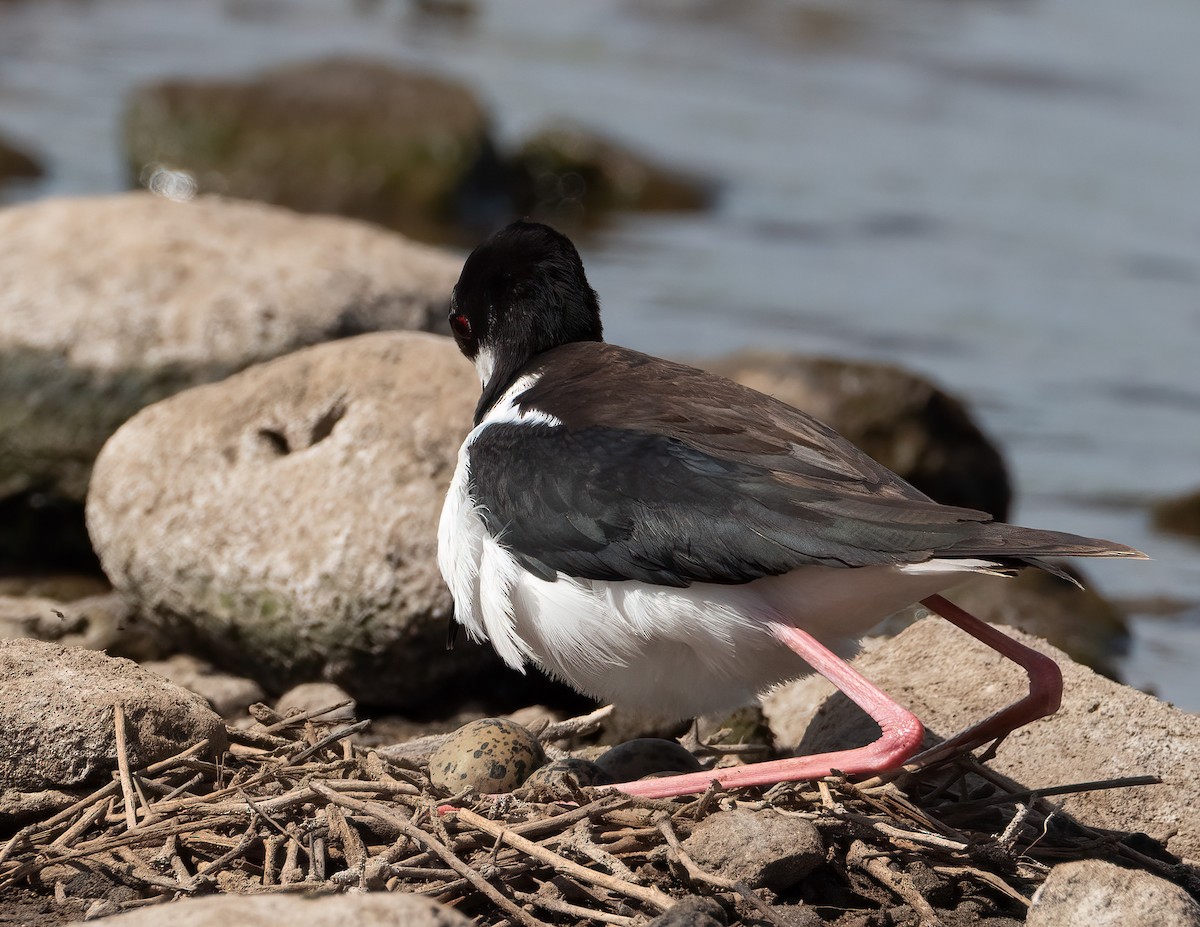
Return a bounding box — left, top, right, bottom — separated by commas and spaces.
607, 622, 925, 799
904, 593, 1063, 768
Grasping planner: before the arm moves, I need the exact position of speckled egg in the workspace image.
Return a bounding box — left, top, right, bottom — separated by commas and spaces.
428, 718, 546, 793
594, 738, 704, 782
521, 757, 616, 794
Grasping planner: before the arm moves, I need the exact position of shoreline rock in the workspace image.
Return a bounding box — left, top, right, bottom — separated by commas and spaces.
85, 332, 495, 707
0, 193, 459, 506
764, 615, 1200, 861
0, 639, 226, 795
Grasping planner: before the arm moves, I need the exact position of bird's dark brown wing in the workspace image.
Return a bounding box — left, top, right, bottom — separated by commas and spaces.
467, 343, 1142, 587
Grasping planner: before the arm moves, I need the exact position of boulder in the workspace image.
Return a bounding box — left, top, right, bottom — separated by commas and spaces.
60, 892, 471, 927
1152, 487, 1200, 539
0, 638, 226, 791
1027, 859, 1200, 927
513, 120, 712, 225
0, 133, 43, 183
705, 350, 1011, 519
124, 57, 507, 240
763, 616, 1200, 861
86, 332, 497, 707
0, 193, 457, 505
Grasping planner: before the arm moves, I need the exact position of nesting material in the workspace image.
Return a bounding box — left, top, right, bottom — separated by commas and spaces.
0, 701, 1190, 927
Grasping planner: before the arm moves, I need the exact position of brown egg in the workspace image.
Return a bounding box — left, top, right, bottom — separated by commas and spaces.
428, 718, 546, 793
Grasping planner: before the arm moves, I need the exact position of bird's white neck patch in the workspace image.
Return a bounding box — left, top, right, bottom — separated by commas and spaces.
474, 347, 496, 386
476, 372, 561, 430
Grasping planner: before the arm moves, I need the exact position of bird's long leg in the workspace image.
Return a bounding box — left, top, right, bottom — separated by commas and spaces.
905, 594, 1063, 768
608, 622, 925, 799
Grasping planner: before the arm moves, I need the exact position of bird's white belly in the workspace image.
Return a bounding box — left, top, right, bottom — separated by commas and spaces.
439, 451, 984, 719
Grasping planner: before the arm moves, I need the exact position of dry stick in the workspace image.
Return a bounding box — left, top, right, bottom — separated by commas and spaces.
163, 835, 195, 891
939, 775, 1162, 814
261, 700, 356, 734
0, 829, 31, 870
50, 797, 112, 849
313, 785, 545, 927
280, 835, 303, 884
113, 844, 190, 894
455, 807, 675, 913
112, 704, 140, 830
512, 888, 639, 927
32, 740, 211, 844
847, 839, 942, 926
327, 805, 368, 872
833, 811, 969, 852
279, 720, 370, 768
537, 705, 615, 742
931, 865, 1031, 908
262, 834, 285, 886
564, 821, 639, 882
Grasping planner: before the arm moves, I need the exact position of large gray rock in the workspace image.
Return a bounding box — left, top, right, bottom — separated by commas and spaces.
0, 133, 42, 184
706, 350, 1012, 520
62, 892, 471, 927
86, 332, 491, 707
1027, 859, 1200, 927
124, 57, 505, 240
763, 616, 1200, 861
0, 192, 459, 503
0, 638, 226, 791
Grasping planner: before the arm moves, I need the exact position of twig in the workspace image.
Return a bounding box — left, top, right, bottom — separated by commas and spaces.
847, 839, 941, 925
513, 887, 638, 926
313, 785, 545, 927
455, 807, 675, 913
261, 700, 356, 733
538, 705, 615, 741
931, 865, 1031, 907
939, 775, 1162, 813
279, 720, 369, 768
112, 704, 140, 830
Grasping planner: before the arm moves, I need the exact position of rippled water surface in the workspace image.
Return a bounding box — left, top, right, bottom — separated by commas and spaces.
1, 0, 1197, 704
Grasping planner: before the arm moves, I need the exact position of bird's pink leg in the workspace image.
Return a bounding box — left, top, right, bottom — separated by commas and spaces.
608, 622, 925, 799
907, 594, 1063, 767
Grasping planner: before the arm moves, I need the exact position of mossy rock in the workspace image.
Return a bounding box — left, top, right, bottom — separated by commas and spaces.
123, 57, 509, 241
512, 119, 713, 226
1152, 488, 1200, 539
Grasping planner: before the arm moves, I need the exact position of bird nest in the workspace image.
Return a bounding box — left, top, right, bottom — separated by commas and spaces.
0, 701, 1188, 927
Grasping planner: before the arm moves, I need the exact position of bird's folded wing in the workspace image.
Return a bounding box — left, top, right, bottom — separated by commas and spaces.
466, 419, 994, 587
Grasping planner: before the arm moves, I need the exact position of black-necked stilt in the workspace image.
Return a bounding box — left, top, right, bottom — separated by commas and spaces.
437, 220, 1145, 798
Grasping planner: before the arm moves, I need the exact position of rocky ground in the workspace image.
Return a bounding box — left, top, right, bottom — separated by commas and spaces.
2, 190, 1198, 925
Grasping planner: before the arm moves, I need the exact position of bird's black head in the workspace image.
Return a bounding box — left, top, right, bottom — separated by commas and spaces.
450, 221, 602, 418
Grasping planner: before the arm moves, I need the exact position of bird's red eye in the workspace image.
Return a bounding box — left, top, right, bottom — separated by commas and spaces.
449, 313, 473, 341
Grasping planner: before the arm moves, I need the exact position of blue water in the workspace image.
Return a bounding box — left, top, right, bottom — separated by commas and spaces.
1, 0, 1197, 706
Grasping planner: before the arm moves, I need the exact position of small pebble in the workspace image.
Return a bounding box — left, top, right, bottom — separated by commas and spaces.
429, 718, 546, 793
275, 682, 356, 722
